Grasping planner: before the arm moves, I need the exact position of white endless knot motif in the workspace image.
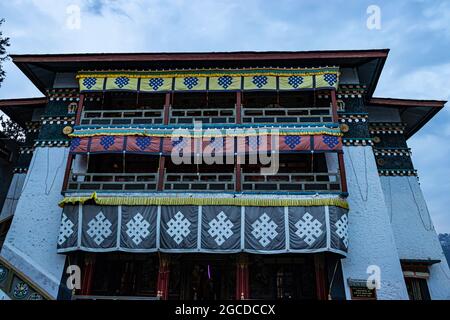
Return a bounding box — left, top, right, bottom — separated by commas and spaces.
295, 212, 323, 246
167, 211, 191, 245
87, 212, 112, 245
58, 213, 74, 245
251, 213, 278, 247
126, 213, 150, 245
335, 214, 348, 248
208, 211, 233, 246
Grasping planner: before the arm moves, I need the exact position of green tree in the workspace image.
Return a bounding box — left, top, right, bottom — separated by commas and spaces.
0, 18, 24, 142
0, 18, 10, 86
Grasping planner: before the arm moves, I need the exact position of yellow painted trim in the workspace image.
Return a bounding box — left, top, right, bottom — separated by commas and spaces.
59, 193, 349, 209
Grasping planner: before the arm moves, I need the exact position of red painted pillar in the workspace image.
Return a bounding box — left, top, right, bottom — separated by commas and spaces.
236, 91, 242, 124
157, 254, 170, 300
314, 254, 328, 300
236, 254, 249, 300
338, 152, 348, 193
80, 254, 96, 296
330, 89, 338, 122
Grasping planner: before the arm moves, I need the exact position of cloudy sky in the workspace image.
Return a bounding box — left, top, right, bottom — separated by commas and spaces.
0, 0, 449, 232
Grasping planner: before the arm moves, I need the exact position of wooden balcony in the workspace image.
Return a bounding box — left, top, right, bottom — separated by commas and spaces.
80, 108, 164, 125
242, 172, 341, 192
65, 171, 341, 193
169, 107, 236, 124
67, 172, 158, 191
242, 106, 333, 124
164, 170, 235, 191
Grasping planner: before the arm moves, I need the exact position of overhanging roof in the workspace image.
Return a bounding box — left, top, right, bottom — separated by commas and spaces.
10, 49, 389, 97
0, 97, 47, 127
369, 97, 446, 138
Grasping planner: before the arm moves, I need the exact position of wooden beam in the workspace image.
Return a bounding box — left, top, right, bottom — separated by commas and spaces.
163, 93, 171, 125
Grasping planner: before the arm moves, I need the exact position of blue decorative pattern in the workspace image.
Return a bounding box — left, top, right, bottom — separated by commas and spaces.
100, 136, 115, 150
252, 76, 268, 88
149, 78, 164, 91
70, 138, 81, 152
288, 76, 304, 89
13, 281, 29, 299
323, 136, 339, 148
172, 137, 187, 148
323, 74, 338, 86
284, 136, 301, 149
183, 77, 199, 89
114, 77, 130, 88
217, 76, 233, 89
246, 136, 261, 150
209, 137, 223, 150
83, 77, 97, 89
136, 137, 152, 151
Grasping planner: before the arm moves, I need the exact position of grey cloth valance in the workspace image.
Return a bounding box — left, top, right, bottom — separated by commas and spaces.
57, 204, 348, 255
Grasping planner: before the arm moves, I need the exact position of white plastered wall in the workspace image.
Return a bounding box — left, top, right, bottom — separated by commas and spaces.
381, 175, 450, 299
0, 147, 69, 298
0, 173, 26, 220
340, 146, 409, 299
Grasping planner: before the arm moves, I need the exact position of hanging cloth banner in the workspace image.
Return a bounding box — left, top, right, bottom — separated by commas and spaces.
69, 134, 342, 155
57, 204, 348, 255
77, 67, 340, 93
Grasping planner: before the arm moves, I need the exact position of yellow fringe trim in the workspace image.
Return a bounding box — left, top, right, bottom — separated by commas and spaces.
59, 193, 349, 209
76, 70, 339, 79
69, 130, 343, 138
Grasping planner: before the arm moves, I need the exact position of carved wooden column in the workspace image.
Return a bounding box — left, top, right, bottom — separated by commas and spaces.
157, 254, 170, 300
80, 254, 96, 295
314, 254, 328, 300
157, 93, 171, 191
235, 254, 249, 300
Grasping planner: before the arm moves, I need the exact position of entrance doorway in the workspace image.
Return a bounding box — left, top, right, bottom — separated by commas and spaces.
169, 254, 236, 300
249, 255, 317, 299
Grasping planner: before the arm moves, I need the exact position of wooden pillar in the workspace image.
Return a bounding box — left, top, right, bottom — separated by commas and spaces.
236, 91, 242, 124
62, 94, 85, 192
330, 89, 338, 122
157, 93, 171, 192
74, 94, 85, 125
338, 152, 348, 193
163, 92, 171, 125
236, 254, 249, 300
157, 156, 165, 191
314, 254, 328, 300
80, 254, 95, 296
157, 254, 170, 300
235, 163, 242, 192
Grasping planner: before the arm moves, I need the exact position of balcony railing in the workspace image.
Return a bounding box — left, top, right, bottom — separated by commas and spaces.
241, 172, 341, 192
242, 106, 333, 124
80, 109, 164, 125
163, 170, 235, 191
65, 171, 342, 193
169, 107, 236, 124
67, 172, 158, 191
